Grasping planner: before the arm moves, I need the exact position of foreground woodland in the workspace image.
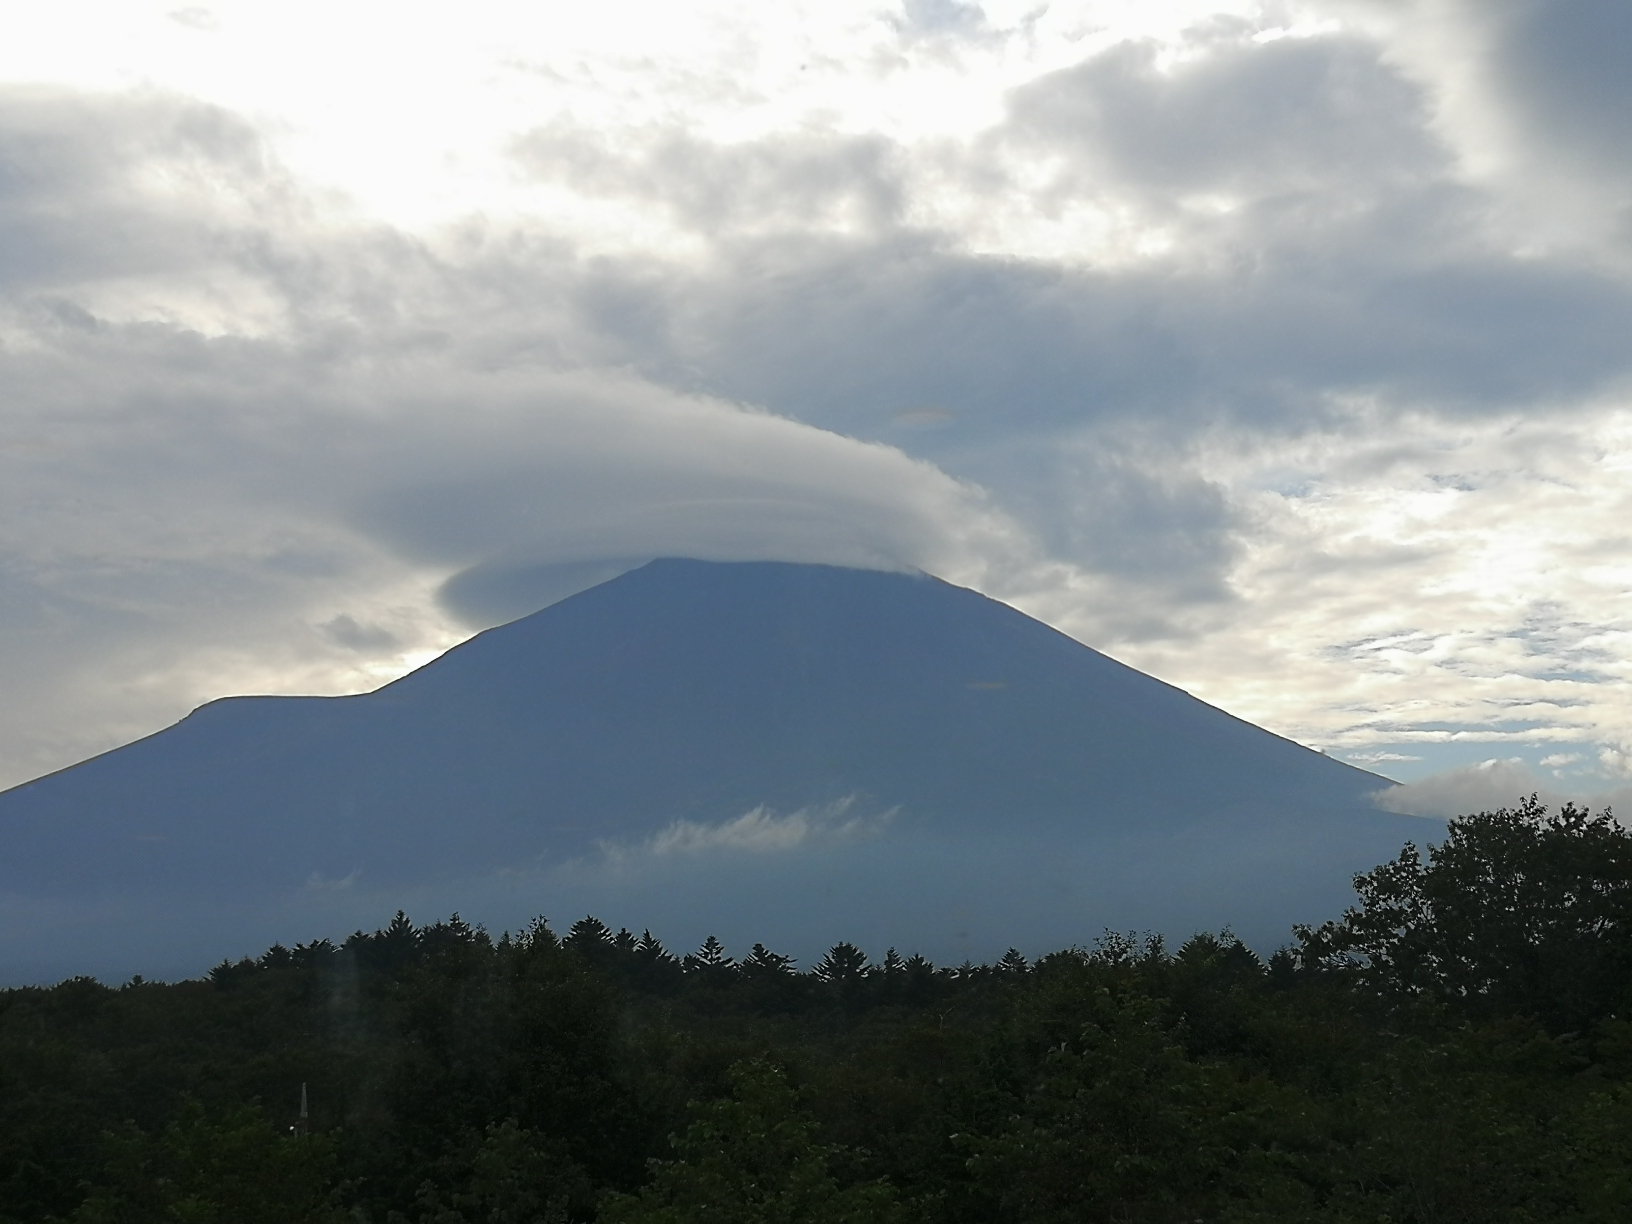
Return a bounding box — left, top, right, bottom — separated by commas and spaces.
4, 797, 1631, 1223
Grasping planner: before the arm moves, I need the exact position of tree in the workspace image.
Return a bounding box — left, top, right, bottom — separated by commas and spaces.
742, 943, 797, 977
682, 935, 736, 977
405, 1119, 591, 1224
634, 930, 673, 965
996, 948, 1029, 975
811, 943, 869, 986
565, 916, 614, 953
958, 986, 1276, 1222
598, 1062, 901, 1224
1298, 795, 1632, 1030
68, 1100, 345, 1224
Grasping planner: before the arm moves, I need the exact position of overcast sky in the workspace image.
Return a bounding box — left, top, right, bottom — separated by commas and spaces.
2, 0, 1629, 814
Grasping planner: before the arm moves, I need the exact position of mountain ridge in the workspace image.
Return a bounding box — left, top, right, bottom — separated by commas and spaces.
0, 558, 1427, 982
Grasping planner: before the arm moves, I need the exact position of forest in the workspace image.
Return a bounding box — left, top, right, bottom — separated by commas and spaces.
3, 796, 1630, 1223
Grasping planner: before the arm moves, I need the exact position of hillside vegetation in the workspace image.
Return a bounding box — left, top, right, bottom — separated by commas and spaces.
3, 797, 1630, 1223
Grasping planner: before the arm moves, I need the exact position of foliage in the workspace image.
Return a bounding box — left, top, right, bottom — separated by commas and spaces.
1297, 794, 1632, 1030
66, 1099, 346, 1224
600, 1061, 902, 1224
4, 800, 1631, 1223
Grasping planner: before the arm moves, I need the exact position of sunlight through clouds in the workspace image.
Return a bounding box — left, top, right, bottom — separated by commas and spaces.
1096, 406, 1632, 794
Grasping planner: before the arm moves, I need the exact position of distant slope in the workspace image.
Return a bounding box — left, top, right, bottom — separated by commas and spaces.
0, 560, 1431, 982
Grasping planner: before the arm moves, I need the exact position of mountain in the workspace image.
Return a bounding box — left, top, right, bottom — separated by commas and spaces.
0, 559, 1432, 982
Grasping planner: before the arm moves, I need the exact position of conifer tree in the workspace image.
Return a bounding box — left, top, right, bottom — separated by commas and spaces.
812, 943, 869, 984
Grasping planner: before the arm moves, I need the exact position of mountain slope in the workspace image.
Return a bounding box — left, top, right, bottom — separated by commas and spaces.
0, 559, 1430, 981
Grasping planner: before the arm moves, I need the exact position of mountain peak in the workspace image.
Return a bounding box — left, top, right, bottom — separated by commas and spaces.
0, 558, 1422, 983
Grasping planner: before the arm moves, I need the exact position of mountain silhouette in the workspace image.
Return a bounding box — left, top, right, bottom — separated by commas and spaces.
0, 559, 1432, 982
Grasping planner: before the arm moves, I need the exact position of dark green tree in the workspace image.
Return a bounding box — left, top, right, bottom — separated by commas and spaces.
401, 1119, 592, 1224
1298, 795, 1632, 1030
598, 1061, 901, 1224
811, 943, 869, 985
67, 1100, 345, 1224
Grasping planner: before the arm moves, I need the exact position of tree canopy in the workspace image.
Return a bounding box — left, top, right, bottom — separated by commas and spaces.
3, 798, 1630, 1223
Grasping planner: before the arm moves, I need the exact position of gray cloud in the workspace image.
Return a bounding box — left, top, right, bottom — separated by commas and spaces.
1374, 756, 1632, 821
4, 7, 1632, 799
460, 26, 1632, 635
1373, 757, 1551, 818
0, 313, 1029, 782
515, 125, 906, 239
437, 558, 650, 627
0, 87, 301, 327
1006, 31, 1444, 201
489, 22, 1632, 440
507, 105, 1632, 447
1487, 0, 1632, 180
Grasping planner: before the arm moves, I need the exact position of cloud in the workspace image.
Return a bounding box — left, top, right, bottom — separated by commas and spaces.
0, 87, 300, 332
1372, 756, 1632, 820
0, 319, 1037, 784
607, 798, 892, 860
1372, 757, 1549, 818
0, 92, 1049, 788
1486, 0, 1632, 182
303, 869, 360, 892
320, 614, 399, 653
3, 8, 1632, 821
1006, 30, 1444, 203
514, 124, 906, 242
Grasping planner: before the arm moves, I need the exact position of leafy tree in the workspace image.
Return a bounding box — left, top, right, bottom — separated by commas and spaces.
1298, 795, 1632, 1030
599, 1061, 901, 1224
15, 824, 1632, 1224
67, 1100, 345, 1224
961, 985, 1255, 1221
400, 1119, 592, 1224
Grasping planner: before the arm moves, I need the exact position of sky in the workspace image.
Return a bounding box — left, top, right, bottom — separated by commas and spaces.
1, 0, 1630, 816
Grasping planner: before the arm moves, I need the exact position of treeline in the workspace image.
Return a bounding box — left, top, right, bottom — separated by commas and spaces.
3, 796, 1631, 1223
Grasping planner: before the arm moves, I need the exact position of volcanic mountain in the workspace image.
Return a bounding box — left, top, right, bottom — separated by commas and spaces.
0, 559, 1430, 982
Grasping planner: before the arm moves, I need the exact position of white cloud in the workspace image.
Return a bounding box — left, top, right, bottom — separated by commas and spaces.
611, 798, 893, 858
1092, 408, 1632, 765
1372, 756, 1632, 822
1371, 757, 1547, 818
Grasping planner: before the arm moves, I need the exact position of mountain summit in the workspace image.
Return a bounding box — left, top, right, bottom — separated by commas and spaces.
0, 560, 1429, 981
